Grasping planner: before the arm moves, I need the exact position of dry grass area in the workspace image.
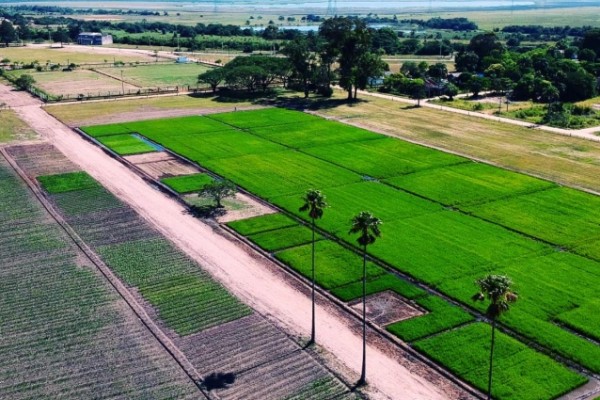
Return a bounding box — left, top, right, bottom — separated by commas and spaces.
315, 91, 600, 194
10, 69, 139, 97
45, 94, 256, 126
0, 110, 37, 143
0, 45, 154, 65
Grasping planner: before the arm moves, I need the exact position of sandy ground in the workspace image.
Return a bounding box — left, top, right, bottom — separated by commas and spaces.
1, 82, 474, 400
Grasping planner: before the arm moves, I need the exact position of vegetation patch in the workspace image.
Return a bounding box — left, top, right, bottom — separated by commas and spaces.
275, 240, 386, 290
246, 224, 320, 252
385, 162, 556, 206
161, 173, 214, 194
248, 119, 380, 149
207, 108, 318, 129
465, 187, 600, 257
96, 133, 157, 155
303, 137, 467, 179
227, 213, 298, 235
38, 171, 100, 193
414, 323, 587, 400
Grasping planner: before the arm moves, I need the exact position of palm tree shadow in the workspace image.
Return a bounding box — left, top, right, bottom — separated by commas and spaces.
201, 372, 236, 391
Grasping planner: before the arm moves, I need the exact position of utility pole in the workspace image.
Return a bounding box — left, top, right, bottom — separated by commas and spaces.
121, 70, 124, 95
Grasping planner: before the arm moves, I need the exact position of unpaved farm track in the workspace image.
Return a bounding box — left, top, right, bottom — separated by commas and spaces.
1, 83, 473, 400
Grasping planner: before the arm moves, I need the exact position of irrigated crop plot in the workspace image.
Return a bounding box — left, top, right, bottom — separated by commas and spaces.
161, 173, 214, 194
83, 108, 600, 399
0, 157, 200, 399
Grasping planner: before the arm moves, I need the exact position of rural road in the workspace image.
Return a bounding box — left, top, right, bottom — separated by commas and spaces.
354, 89, 600, 142
0, 82, 473, 400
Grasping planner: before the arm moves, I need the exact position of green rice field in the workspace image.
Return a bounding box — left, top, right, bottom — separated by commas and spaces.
81, 108, 600, 399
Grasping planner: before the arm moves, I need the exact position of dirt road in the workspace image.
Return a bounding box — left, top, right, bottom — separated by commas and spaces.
1, 83, 474, 400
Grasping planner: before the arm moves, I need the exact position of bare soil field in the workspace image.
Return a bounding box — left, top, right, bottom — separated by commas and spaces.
125, 151, 202, 179
9, 69, 139, 98
350, 291, 426, 326
0, 44, 156, 65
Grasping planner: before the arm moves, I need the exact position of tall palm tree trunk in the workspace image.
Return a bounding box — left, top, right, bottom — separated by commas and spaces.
488, 321, 496, 400
310, 218, 316, 344
359, 243, 367, 385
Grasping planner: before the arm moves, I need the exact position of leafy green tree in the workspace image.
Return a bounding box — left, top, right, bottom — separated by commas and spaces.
407, 79, 426, 106
199, 180, 236, 208
349, 211, 382, 386
319, 17, 382, 100
0, 20, 16, 46
299, 189, 327, 345
468, 76, 488, 97
472, 274, 518, 400
15, 74, 35, 91
444, 83, 459, 100
198, 68, 225, 93
427, 63, 448, 80
281, 36, 315, 98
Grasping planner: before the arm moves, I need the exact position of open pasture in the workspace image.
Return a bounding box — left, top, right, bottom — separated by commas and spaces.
83, 108, 600, 398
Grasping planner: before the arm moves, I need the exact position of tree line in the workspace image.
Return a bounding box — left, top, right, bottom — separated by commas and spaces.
199, 17, 388, 101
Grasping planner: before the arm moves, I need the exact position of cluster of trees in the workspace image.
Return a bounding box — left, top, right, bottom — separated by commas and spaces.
501, 24, 593, 39
199, 17, 388, 100
454, 31, 599, 102
198, 56, 290, 92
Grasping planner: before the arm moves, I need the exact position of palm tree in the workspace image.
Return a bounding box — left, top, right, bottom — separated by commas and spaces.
349, 211, 382, 386
299, 189, 327, 345
472, 274, 518, 400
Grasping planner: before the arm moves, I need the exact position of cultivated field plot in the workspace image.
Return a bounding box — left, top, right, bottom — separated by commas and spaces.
9, 142, 356, 400
82, 107, 600, 399
7, 69, 139, 97
96, 63, 213, 88
124, 151, 201, 179
0, 157, 200, 399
